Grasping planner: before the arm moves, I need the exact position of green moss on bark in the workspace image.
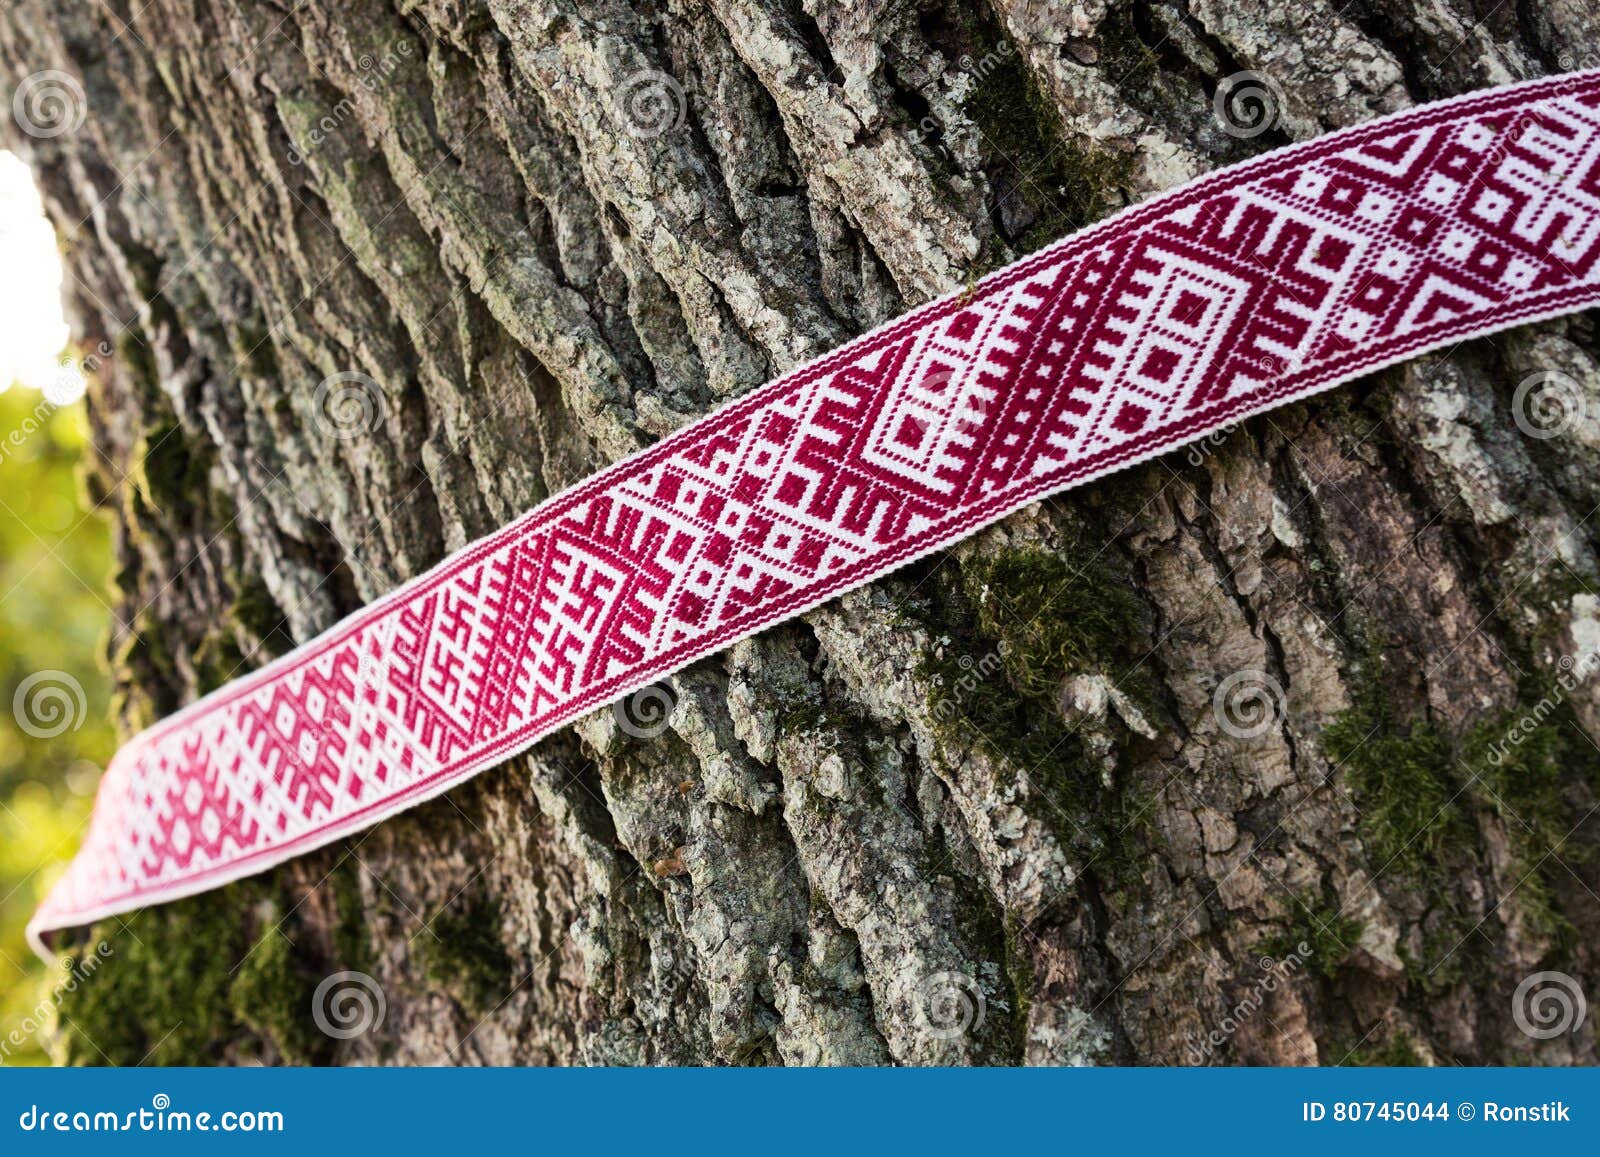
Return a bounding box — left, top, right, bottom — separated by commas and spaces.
1323, 636, 1600, 981
911, 541, 1158, 880
415, 897, 515, 1018
228, 922, 327, 1064
1340, 1033, 1424, 1066
953, 6, 1133, 256
1321, 653, 1470, 877
132, 418, 211, 514
51, 876, 370, 1065
54, 885, 260, 1065
1255, 889, 1363, 980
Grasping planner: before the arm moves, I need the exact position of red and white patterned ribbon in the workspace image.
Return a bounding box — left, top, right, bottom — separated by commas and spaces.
30, 69, 1600, 954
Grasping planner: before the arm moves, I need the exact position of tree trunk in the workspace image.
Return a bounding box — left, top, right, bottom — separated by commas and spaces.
4, 0, 1600, 1066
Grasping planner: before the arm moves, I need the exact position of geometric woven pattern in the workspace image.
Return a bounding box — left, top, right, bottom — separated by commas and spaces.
30, 69, 1600, 953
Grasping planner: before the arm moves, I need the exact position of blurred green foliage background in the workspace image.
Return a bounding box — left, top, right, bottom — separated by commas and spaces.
0, 380, 113, 1065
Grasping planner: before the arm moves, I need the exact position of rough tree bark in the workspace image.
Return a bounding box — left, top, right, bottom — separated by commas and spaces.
3, 0, 1599, 1066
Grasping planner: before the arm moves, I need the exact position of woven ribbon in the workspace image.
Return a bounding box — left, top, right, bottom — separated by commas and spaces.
30, 69, 1600, 954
